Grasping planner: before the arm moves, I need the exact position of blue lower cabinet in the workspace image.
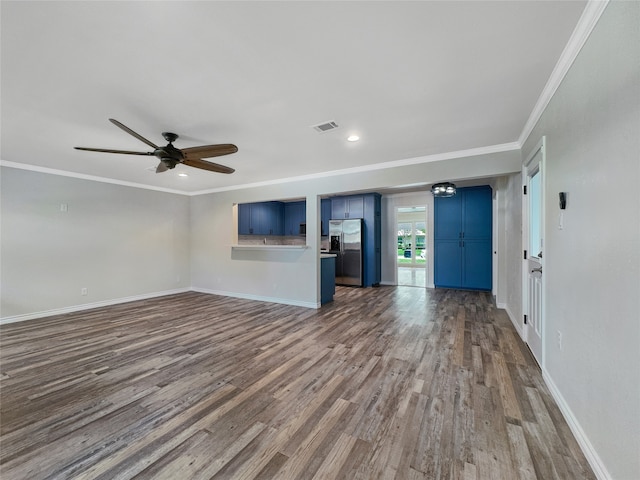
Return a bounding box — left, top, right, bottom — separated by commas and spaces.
321, 256, 336, 304
434, 240, 464, 288
463, 240, 492, 290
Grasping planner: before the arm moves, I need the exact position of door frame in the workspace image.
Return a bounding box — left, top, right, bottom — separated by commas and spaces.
395, 205, 427, 286
523, 136, 546, 367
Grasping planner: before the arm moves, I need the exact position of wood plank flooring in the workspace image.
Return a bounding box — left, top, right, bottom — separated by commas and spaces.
0, 287, 596, 479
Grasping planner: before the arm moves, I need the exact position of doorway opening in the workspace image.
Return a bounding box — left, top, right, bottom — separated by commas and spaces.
523, 137, 545, 367
397, 206, 427, 287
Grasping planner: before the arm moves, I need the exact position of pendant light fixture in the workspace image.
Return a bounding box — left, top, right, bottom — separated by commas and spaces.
431, 182, 457, 197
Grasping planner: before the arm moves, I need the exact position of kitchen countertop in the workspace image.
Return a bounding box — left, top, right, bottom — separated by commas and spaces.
231, 244, 309, 251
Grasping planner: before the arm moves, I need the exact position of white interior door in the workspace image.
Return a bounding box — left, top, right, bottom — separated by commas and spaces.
524, 139, 545, 366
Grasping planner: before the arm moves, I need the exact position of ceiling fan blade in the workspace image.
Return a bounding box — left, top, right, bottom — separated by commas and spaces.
109, 118, 159, 149
182, 144, 238, 160
75, 147, 153, 156
156, 161, 169, 173
183, 158, 235, 174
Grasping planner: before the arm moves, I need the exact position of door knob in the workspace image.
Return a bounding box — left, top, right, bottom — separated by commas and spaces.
531, 267, 542, 274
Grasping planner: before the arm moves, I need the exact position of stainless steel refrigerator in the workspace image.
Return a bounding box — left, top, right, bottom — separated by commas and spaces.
329, 219, 363, 286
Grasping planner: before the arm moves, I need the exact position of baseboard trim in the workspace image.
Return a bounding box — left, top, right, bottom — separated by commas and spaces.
191, 287, 319, 309
0, 288, 191, 325
542, 371, 611, 480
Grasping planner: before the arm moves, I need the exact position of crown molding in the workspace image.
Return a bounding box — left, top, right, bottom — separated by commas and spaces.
190, 141, 520, 196
518, 0, 609, 147
1, 140, 518, 197
0, 160, 189, 196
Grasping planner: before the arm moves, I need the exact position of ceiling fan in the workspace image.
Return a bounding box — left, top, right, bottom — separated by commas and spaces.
75, 118, 237, 174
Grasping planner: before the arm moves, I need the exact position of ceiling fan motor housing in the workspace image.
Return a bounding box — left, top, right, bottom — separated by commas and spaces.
155, 143, 184, 162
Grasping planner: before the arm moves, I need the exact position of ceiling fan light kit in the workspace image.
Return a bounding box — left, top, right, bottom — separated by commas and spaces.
75, 119, 238, 174
431, 182, 457, 197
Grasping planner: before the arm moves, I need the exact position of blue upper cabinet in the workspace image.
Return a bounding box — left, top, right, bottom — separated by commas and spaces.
434, 194, 462, 240
331, 195, 364, 219
283, 201, 306, 235
434, 186, 492, 291
238, 203, 252, 235
463, 187, 492, 239
331, 197, 347, 219
238, 201, 284, 235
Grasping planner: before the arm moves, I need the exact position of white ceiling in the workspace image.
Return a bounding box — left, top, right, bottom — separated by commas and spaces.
1, 1, 588, 194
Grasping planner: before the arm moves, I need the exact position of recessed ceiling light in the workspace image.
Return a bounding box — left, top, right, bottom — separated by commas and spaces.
347, 135, 360, 142
178, 172, 188, 177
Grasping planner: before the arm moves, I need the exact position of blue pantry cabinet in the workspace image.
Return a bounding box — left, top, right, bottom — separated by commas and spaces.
434, 186, 492, 290
321, 199, 331, 236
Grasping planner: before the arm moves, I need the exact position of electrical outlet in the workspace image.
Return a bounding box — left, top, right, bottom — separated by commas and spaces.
60, 203, 68, 212
176, 275, 181, 283
81, 287, 88, 296
557, 330, 563, 350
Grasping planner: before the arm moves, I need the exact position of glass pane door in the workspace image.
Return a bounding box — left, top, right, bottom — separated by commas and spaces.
397, 206, 427, 288
529, 168, 542, 258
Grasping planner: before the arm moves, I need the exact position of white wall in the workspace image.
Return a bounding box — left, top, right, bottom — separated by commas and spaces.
495, 173, 523, 333
521, 2, 640, 478
190, 188, 320, 307
190, 151, 520, 306
1, 138, 520, 318
0, 167, 191, 321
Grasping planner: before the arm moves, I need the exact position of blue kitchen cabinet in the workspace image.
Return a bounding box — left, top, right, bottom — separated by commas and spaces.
238, 203, 252, 235
434, 239, 463, 288
463, 239, 493, 290
320, 255, 336, 304
331, 195, 364, 219
321, 199, 331, 236
237, 201, 284, 235
362, 193, 381, 287
284, 201, 306, 235
434, 186, 492, 290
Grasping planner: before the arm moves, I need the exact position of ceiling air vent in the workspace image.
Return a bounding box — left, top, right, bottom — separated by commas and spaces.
312, 121, 339, 133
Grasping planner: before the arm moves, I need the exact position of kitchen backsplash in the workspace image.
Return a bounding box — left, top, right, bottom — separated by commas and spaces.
238, 235, 330, 250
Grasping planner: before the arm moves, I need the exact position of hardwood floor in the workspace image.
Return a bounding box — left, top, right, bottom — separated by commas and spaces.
0, 287, 595, 479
